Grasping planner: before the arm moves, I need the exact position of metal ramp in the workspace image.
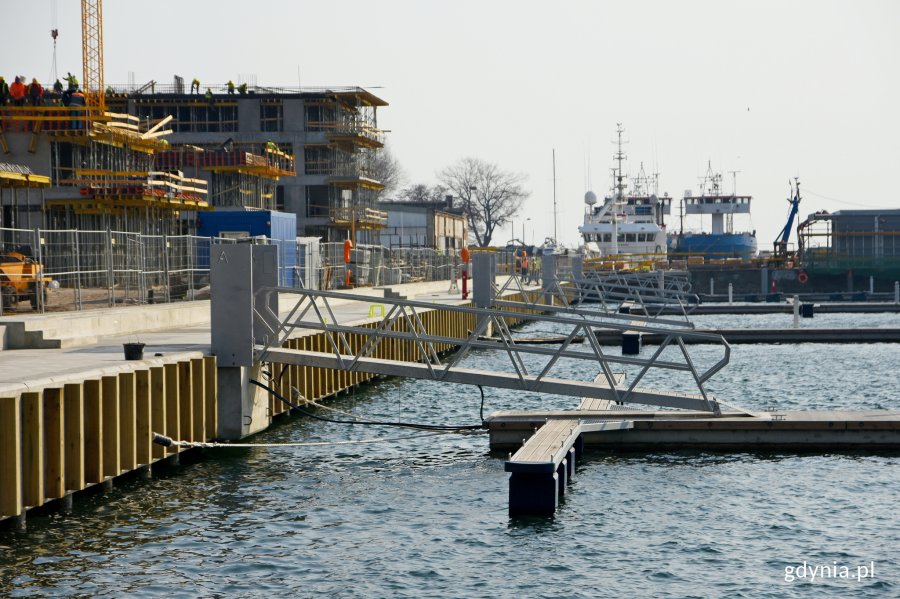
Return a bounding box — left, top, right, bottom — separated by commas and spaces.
250, 258, 732, 414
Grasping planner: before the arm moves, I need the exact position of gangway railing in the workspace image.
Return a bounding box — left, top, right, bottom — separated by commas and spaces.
251, 285, 732, 413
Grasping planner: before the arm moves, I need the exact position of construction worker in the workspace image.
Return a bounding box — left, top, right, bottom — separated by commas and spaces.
0, 76, 8, 105
204, 87, 213, 102
52, 79, 63, 94
191, 78, 200, 94
238, 82, 248, 95
65, 72, 78, 92
227, 80, 235, 94
521, 250, 529, 281
9, 77, 26, 106
68, 87, 86, 130
28, 78, 43, 106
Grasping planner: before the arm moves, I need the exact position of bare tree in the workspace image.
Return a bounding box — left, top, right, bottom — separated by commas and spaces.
395, 183, 448, 203
438, 157, 528, 247
371, 142, 405, 198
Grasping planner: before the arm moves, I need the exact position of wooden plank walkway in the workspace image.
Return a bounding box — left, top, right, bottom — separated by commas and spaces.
627, 302, 900, 316
591, 328, 900, 345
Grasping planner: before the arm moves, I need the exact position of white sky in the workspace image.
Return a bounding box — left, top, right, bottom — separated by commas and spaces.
5, 0, 899, 247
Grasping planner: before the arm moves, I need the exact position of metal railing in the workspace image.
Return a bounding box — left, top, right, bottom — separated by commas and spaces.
0, 227, 471, 314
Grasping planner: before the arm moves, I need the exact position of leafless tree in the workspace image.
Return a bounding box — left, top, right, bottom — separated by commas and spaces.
438, 157, 528, 247
371, 142, 405, 199
394, 183, 448, 203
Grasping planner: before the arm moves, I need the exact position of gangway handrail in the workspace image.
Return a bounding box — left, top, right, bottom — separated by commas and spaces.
251, 284, 731, 414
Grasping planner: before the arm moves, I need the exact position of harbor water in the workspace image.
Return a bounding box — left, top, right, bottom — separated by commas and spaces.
2, 314, 898, 597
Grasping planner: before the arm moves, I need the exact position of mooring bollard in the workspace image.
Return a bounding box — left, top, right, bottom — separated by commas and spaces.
793, 295, 800, 328
710, 278, 715, 296
895, 281, 899, 305
728, 283, 733, 305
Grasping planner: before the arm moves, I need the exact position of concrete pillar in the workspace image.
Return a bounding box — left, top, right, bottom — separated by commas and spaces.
541, 254, 557, 293
709, 278, 715, 296
760, 267, 769, 295
211, 244, 279, 440
895, 281, 899, 304
472, 252, 495, 337
793, 295, 800, 328
571, 255, 583, 282
728, 283, 733, 305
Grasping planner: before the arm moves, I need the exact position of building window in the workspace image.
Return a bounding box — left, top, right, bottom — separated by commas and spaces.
260, 101, 283, 132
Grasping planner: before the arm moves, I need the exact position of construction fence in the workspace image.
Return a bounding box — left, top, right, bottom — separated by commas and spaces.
0, 227, 506, 314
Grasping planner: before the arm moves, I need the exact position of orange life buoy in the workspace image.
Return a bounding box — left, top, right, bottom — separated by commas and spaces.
460, 247, 470, 263
798, 271, 809, 284
343, 239, 353, 263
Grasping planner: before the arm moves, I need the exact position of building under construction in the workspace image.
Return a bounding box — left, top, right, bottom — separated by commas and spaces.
108, 81, 389, 243
1, 82, 387, 244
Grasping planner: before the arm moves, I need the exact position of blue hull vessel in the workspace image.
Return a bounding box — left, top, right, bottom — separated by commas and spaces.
670, 231, 758, 259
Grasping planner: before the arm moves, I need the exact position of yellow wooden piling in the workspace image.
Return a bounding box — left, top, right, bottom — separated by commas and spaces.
83, 379, 103, 484
21, 392, 43, 509
119, 372, 137, 472
190, 358, 206, 442
203, 356, 218, 440
64, 383, 84, 492
150, 367, 166, 459
163, 364, 179, 454
178, 362, 193, 443
135, 370, 152, 466
43, 388, 65, 502
0, 397, 22, 519
101, 376, 120, 479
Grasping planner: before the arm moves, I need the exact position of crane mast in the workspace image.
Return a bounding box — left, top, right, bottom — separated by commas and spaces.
81, 0, 105, 120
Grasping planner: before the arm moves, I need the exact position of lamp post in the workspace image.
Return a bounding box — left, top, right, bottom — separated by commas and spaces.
523, 218, 530, 248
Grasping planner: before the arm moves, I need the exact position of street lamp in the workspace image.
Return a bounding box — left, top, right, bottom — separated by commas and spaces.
523, 218, 530, 248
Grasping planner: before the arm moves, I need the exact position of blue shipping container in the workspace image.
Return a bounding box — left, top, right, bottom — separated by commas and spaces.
197, 210, 298, 287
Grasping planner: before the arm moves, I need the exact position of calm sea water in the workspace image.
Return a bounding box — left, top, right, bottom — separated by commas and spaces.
2, 312, 898, 598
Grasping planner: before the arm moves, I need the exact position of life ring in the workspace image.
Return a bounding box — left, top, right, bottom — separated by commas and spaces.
460, 247, 470, 263
343, 239, 353, 263
797, 271, 809, 284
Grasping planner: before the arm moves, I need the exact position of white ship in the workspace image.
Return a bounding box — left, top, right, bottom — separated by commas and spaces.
579, 124, 670, 264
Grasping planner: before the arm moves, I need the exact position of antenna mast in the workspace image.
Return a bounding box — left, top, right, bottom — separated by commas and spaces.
552, 148, 557, 244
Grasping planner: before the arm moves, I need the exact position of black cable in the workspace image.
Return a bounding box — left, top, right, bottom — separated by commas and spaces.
249, 378, 484, 431
478, 385, 485, 422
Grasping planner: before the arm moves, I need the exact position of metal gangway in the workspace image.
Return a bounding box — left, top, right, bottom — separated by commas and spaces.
215, 248, 739, 418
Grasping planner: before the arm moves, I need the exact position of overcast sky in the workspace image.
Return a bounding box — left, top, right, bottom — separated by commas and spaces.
5, 0, 899, 247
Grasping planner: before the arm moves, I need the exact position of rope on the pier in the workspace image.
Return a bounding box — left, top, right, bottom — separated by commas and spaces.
151, 430, 475, 450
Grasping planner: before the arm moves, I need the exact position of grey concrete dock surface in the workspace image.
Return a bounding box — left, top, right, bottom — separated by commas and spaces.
0, 279, 475, 397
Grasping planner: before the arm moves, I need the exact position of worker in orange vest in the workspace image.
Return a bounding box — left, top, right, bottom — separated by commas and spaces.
9, 76, 26, 106
520, 250, 529, 280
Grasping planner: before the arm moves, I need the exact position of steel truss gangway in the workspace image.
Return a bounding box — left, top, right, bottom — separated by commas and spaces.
245, 255, 737, 415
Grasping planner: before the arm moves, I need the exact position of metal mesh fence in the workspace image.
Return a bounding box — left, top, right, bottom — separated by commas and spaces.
1, 227, 473, 313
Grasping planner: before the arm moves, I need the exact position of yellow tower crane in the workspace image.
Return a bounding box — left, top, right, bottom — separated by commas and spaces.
81, 0, 105, 122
